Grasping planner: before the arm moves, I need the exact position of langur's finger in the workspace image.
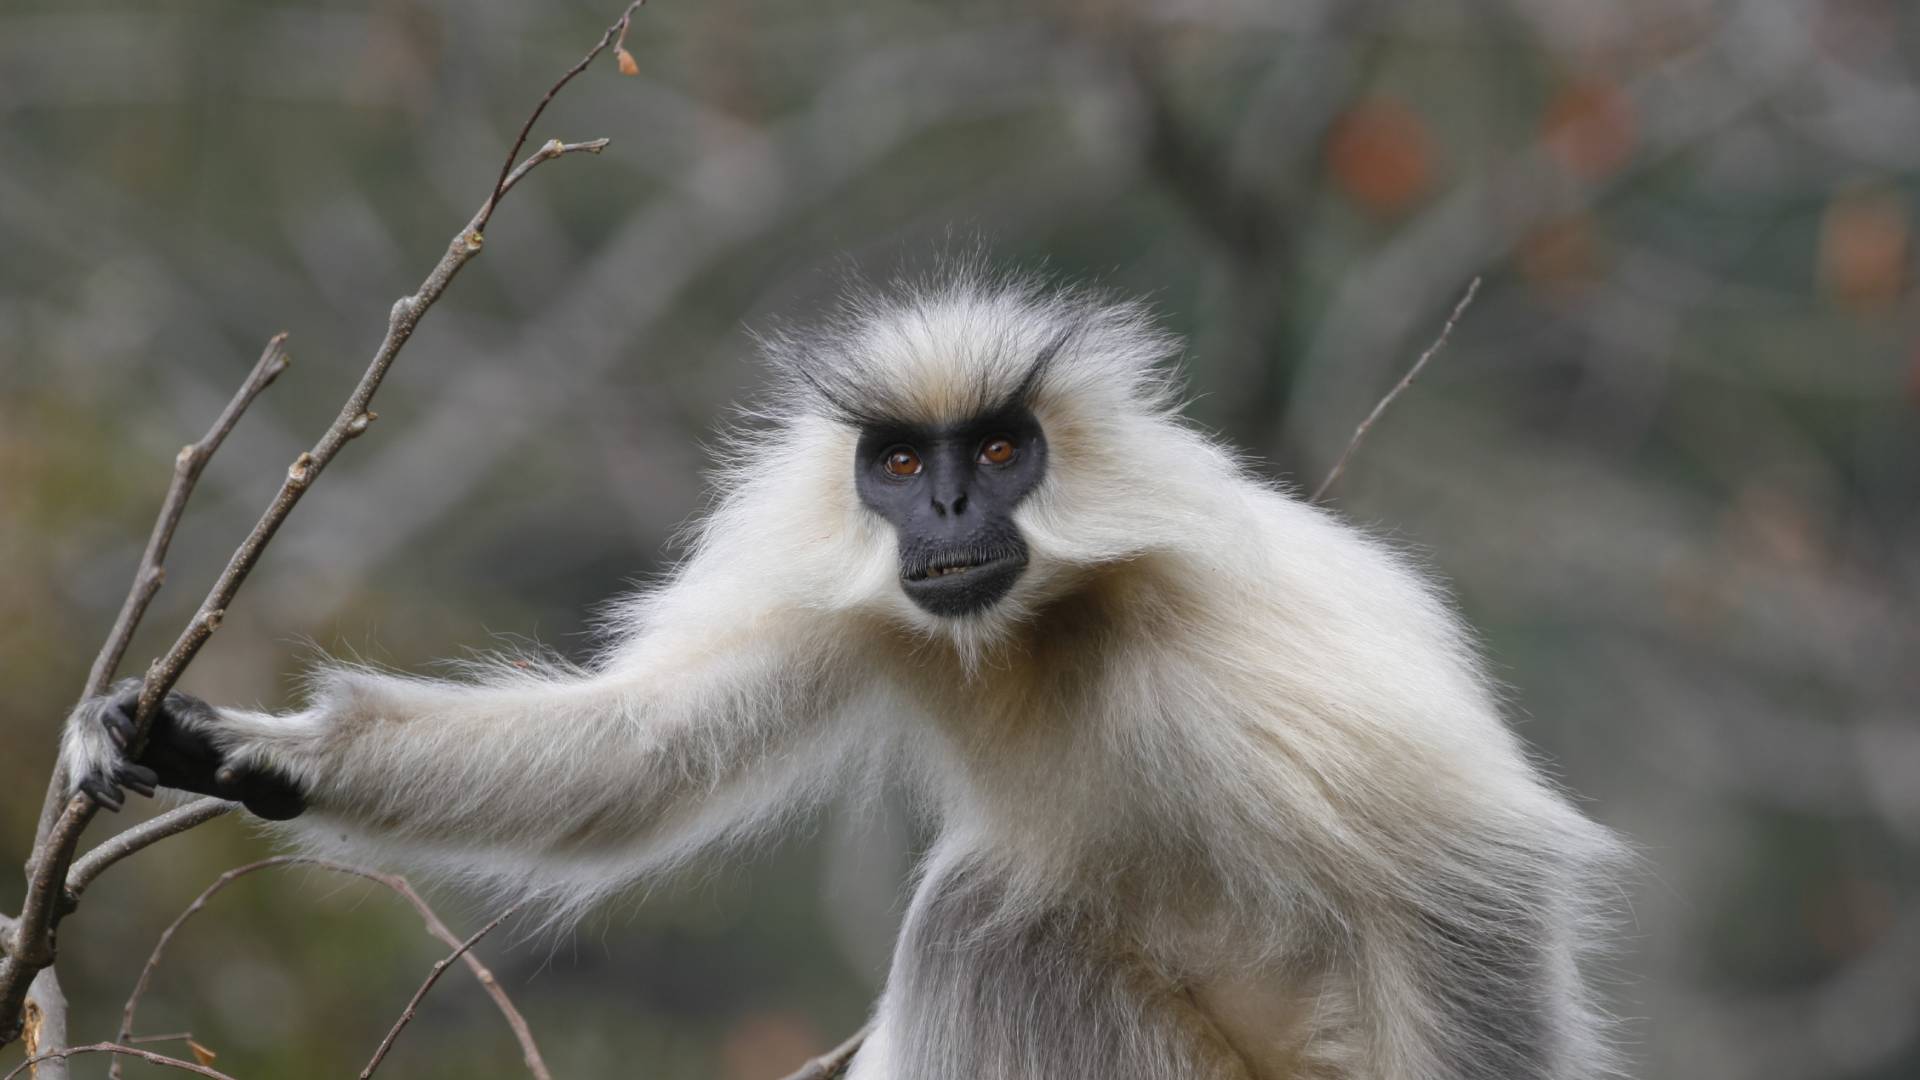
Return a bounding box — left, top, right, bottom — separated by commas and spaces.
104, 701, 136, 748
116, 763, 159, 798
82, 777, 124, 811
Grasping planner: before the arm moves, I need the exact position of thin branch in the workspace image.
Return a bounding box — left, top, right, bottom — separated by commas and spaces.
501, 139, 612, 198
2, 5, 629, 1042
776, 1022, 874, 1080
64, 800, 237, 903
31, 335, 290, 851
112, 857, 547, 1080
1311, 276, 1481, 504
113, 858, 299, 1075
378, 878, 550, 1080
358, 904, 523, 1080
85, 336, 293, 703
3, 1044, 238, 1080
476, 1, 645, 233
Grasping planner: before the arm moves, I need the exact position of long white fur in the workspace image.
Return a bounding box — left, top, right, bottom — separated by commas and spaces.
67, 270, 1623, 1078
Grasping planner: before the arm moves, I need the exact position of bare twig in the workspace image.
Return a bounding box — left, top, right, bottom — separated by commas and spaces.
476, 0, 644, 233
112, 857, 547, 1080
3, 1044, 238, 1080
64, 800, 237, 903
1311, 276, 1481, 504
776, 1022, 874, 1080
85, 337, 293, 703
358, 904, 523, 1080
0, 3, 635, 1043
379, 879, 550, 1080
113, 858, 298, 1076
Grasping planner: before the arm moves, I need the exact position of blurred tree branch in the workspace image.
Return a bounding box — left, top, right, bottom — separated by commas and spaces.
1312, 276, 1481, 503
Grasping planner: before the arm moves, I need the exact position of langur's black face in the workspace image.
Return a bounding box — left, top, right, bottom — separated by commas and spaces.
854, 405, 1048, 617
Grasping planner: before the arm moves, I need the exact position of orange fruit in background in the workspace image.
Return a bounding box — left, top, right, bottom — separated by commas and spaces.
1543, 79, 1637, 179
1820, 187, 1909, 313
1326, 98, 1435, 216
1518, 213, 1603, 293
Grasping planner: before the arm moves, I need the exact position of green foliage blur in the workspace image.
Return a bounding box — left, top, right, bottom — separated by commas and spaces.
3, 0, 1918, 1077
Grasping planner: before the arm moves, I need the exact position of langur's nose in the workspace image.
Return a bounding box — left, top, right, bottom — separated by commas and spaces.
931, 492, 969, 517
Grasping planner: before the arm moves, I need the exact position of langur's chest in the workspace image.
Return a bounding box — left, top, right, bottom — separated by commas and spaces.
887, 863, 1292, 1079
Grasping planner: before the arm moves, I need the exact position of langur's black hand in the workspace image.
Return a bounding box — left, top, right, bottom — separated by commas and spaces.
71, 677, 307, 821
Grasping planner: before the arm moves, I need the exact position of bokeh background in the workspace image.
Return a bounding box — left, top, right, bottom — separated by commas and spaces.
4, 0, 1918, 1077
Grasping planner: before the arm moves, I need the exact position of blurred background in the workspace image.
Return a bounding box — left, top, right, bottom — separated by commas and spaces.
3, 0, 1917, 1077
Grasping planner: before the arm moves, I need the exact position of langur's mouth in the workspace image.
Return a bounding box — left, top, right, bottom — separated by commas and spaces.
904, 553, 1021, 582
900, 547, 1028, 616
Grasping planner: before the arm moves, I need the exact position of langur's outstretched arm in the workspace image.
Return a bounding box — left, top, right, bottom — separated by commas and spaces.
66, 598, 866, 871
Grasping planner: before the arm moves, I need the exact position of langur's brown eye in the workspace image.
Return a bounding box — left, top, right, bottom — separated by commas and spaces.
883, 446, 923, 477
978, 437, 1017, 466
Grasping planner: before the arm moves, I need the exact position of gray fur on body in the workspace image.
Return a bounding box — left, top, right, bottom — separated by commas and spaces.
66, 272, 1624, 1079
